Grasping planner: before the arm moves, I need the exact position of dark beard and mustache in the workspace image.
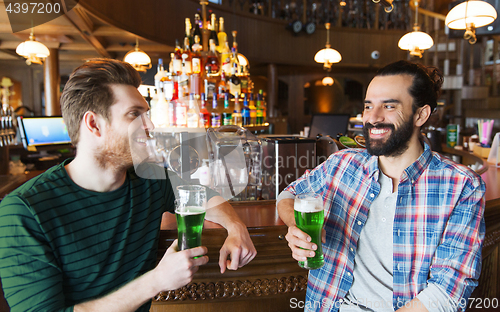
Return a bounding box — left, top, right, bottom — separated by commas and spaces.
362, 115, 415, 157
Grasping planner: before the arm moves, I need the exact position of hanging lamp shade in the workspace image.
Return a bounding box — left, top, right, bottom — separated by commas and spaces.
398, 26, 434, 57
445, 0, 497, 30
314, 47, 342, 64
16, 32, 50, 65
314, 23, 341, 70
124, 38, 152, 72
445, 0, 497, 44
398, 31, 434, 50
322, 76, 334, 86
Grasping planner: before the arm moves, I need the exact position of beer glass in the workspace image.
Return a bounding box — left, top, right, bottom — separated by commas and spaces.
294, 193, 324, 270
175, 185, 207, 251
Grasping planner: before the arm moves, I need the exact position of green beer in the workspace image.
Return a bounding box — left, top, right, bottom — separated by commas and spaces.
175, 185, 207, 252
294, 194, 324, 270
176, 206, 206, 251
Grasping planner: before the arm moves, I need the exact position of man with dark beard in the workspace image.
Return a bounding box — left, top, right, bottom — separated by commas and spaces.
277, 60, 485, 312
0, 59, 256, 312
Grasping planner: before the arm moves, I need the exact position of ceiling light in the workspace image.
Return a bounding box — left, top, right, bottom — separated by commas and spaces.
124, 38, 152, 72
398, 1, 434, 58
16, 28, 50, 65
322, 76, 334, 86
445, 0, 497, 44
314, 23, 341, 71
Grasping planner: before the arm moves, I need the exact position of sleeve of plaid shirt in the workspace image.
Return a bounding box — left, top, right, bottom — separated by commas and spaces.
424, 175, 485, 312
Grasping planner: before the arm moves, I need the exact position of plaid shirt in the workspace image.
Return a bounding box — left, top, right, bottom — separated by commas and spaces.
284, 143, 485, 312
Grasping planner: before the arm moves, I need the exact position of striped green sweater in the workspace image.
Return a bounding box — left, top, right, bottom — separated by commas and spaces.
0, 159, 216, 312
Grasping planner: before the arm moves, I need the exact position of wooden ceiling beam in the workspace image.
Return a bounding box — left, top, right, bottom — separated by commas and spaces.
63, 6, 112, 58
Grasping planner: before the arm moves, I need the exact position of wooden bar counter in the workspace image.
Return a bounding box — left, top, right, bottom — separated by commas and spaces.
151, 200, 307, 312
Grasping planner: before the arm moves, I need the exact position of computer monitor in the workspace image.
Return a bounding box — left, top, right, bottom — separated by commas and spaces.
17, 116, 73, 156
309, 114, 351, 139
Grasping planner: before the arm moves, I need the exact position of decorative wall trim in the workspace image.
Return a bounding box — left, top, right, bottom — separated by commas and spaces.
154, 275, 308, 302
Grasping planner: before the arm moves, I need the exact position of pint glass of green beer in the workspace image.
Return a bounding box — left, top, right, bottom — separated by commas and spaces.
294, 193, 324, 270
175, 185, 207, 251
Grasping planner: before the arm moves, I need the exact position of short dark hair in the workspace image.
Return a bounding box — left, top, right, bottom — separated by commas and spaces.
375, 60, 443, 113
60, 58, 142, 145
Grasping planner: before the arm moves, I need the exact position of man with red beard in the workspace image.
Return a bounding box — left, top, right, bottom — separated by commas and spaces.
0, 59, 256, 312
278, 60, 485, 312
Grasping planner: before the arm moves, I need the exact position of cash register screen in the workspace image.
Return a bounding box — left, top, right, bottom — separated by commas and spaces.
309, 114, 350, 138
17, 116, 72, 150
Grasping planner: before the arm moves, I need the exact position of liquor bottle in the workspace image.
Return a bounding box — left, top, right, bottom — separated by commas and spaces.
232, 92, 242, 126
179, 71, 189, 99
156, 86, 169, 128
217, 17, 227, 53
191, 35, 203, 75
193, 13, 202, 39
228, 65, 241, 97
260, 89, 267, 124
211, 92, 221, 128
168, 98, 176, 127
240, 65, 249, 94
222, 92, 232, 126
168, 53, 174, 73
149, 88, 159, 126
145, 88, 152, 109
204, 67, 217, 100
176, 98, 188, 127
154, 58, 165, 91
187, 94, 200, 128
210, 13, 219, 47
181, 37, 192, 75
249, 92, 257, 126
205, 39, 220, 76
218, 71, 227, 98
173, 40, 183, 76
231, 31, 241, 75
185, 18, 192, 47
221, 42, 231, 75
162, 69, 174, 101
199, 93, 210, 128
256, 90, 264, 125
241, 93, 251, 126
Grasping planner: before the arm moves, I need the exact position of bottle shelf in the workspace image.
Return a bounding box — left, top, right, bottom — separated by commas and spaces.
151, 123, 269, 134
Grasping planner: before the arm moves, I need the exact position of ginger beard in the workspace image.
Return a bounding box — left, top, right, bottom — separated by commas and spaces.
94, 116, 150, 171
94, 124, 133, 171
363, 113, 415, 157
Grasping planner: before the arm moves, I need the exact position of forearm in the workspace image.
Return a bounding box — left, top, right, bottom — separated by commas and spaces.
205, 196, 246, 233
277, 198, 295, 227
74, 269, 158, 312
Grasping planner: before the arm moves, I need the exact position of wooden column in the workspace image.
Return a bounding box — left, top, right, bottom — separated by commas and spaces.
267, 63, 278, 119
44, 48, 60, 116
493, 38, 499, 96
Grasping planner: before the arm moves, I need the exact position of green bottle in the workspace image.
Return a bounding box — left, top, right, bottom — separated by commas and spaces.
256, 90, 264, 126
222, 92, 232, 125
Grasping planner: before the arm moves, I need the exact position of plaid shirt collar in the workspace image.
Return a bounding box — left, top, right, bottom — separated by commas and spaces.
365, 141, 432, 183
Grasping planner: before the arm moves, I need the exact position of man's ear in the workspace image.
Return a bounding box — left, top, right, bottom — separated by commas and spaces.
82, 111, 103, 138
414, 104, 431, 127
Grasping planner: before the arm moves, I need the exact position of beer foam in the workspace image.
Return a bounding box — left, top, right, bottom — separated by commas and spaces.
294, 198, 323, 213
175, 206, 206, 215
